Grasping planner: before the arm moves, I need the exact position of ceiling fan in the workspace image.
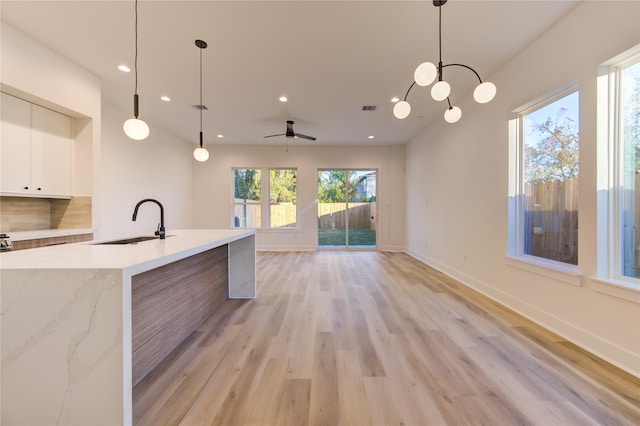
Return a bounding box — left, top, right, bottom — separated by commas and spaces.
263, 120, 317, 141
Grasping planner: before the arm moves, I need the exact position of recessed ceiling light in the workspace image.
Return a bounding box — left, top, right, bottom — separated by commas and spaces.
160, 96, 171, 102
279, 96, 288, 102
390, 97, 400, 103
368, 135, 375, 139
217, 134, 224, 138
118, 65, 131, 73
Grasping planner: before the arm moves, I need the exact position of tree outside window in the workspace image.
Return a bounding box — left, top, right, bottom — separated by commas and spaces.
522, 91, 579, 265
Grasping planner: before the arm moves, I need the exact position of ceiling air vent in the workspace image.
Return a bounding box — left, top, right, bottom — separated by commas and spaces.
192, 104, 208, 110
361, 105, 377, 111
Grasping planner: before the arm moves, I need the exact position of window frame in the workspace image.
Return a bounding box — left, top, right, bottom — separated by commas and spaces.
507, 83, 581, 285
595, 45, 640, 300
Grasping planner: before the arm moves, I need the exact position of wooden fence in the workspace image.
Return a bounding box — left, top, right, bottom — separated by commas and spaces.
317, 202, 376, 230
523, 179, 578, 265
270, 204, 296, 228
234, 201, 376, 229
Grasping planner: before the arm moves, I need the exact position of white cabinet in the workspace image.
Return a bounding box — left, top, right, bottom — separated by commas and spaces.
1, 93, 72, 198
31, 104, 72, 197
1, 93, 32, 194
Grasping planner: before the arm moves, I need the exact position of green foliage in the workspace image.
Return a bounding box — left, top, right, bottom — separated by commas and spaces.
270, 169, 297, 203
317, 229, 376, 246
317, 171, 375, 202
234, 169, 261, 201
318, 171, 347, 202
524, 107, 579, 183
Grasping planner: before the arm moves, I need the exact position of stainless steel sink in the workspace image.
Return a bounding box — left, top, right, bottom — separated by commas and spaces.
94, 236, 164, 245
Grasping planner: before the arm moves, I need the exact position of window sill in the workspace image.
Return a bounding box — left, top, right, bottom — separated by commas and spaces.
505, 255, 581, 286
591, 277, 640, 304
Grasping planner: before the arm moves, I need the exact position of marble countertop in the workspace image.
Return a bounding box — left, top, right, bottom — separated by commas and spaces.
3, 228, 94, 241
0, 229, 255, 274
1, 228, 256, 424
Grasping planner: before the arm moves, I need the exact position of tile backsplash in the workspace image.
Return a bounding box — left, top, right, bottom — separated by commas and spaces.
0, 196, 92, 231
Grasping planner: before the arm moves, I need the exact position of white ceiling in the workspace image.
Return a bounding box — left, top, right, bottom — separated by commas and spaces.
1, 0, 580, 146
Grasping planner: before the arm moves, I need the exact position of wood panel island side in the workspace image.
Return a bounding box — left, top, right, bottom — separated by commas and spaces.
0, 229, 256, 425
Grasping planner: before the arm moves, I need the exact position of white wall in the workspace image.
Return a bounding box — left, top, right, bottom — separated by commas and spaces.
405, 1, 640, 376
193, 144, 405, 251
99, 101, 194, 240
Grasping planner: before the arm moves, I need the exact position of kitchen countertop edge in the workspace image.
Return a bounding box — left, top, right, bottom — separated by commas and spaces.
0, 228, 256, 274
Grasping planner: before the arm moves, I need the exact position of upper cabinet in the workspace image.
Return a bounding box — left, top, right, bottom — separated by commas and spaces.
1, 93, 32, 194
1, 93, 72, 198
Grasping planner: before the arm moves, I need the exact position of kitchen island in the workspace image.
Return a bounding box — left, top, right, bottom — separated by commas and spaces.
0, 229, 256, 425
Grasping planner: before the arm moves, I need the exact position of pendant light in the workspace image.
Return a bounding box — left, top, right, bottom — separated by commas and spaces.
394, 0, 496, 123
123, 0, 149, 140
193, 39, 209, 162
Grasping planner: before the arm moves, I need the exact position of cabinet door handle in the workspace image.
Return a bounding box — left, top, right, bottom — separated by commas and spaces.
23, 186, 29, 190
36, 187, 42, 191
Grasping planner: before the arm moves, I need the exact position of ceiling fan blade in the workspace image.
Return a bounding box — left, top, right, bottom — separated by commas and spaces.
264, 133, 285, 138
295, 133, 316, 141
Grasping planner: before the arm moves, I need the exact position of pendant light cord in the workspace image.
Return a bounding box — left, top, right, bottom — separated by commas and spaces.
199, 45, 203, 148
134, 0, 139, 96
438, 4, 442, 65
194, 40, 209, 149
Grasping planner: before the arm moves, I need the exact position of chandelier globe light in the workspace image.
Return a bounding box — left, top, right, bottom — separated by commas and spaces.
444, 105, 462, 123
414, 62, 437, 87
123, 0, 149, 140
393, 0, 496, 122
431, 80, 451, 101
193, 39, 210, 162
393, 100, 412, 119
474, 81, 497, 104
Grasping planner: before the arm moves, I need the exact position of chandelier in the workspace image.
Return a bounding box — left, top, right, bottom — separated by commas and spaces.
393, 0, 496, 123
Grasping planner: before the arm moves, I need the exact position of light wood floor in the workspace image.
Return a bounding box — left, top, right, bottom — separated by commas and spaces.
134, 251, 640, 425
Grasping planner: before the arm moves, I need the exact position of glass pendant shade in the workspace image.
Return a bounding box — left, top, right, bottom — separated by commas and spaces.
473, 81, 497, 103
123, 117, 149, 140
444, 106, 462, 123
414, 62, 437, 87
193, 147, 209, 162
393, 100, 411, 119
431, 81, 450, 101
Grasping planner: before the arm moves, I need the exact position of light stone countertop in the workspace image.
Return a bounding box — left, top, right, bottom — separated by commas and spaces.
0, 228, 256, 425
0, 228, 255, 274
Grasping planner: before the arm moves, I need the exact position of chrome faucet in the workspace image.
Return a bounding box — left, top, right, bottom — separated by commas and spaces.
132, 199, 166, 239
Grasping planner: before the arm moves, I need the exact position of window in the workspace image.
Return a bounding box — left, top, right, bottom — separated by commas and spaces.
269, 168, 297, 228
232, 167, 298, 229
509, 87, 580, 270
597, 46, 640, 293
233, 168, 261, 228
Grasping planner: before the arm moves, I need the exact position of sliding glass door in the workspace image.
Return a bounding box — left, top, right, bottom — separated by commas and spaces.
317, 169, 377, 249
